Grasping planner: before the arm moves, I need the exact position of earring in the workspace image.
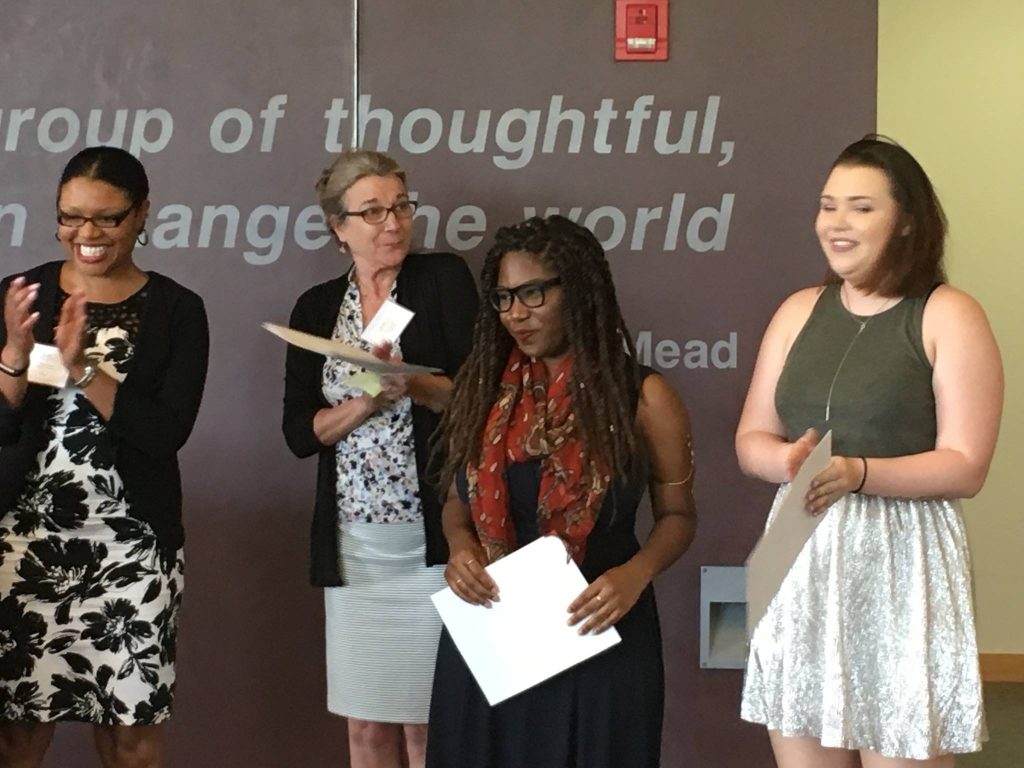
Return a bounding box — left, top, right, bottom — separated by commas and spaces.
137, 229, 149, 246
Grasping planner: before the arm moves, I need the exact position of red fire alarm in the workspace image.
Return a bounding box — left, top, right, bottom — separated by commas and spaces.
615, 0, 669, 61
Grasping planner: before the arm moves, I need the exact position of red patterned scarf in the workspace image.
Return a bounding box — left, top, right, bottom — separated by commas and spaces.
465, 348, 611, 565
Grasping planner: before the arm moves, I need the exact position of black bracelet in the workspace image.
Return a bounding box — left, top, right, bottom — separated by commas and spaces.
853, 456, 868, 493
0, 359, 28, 377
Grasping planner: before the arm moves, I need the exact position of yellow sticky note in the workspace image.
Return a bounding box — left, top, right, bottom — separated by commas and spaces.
349, 371, 382, 397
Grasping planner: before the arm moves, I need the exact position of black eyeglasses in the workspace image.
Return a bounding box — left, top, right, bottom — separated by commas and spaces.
489, 277, 562, 313
57, 205, 137, 229
341, 200, 418, 225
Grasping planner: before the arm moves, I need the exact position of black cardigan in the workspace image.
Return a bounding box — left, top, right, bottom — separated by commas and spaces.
0, 261, 209, 553
282, 251, 478, 587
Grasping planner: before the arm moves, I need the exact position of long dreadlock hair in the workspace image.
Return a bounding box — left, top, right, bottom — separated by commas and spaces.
437, 215, 642, 494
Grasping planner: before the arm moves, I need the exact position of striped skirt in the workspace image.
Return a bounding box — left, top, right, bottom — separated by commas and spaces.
324, 521, 446, 723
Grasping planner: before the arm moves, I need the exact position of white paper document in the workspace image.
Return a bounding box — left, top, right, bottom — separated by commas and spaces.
28, 344, 70, 388
262, 322, 440, 375
745, 430, 833, 636
431, 536, 621, 706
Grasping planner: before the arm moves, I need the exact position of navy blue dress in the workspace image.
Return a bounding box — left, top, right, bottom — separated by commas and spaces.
426, 456, 663, 768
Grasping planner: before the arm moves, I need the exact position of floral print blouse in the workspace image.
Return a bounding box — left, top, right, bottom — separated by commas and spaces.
321, 275, 422, 524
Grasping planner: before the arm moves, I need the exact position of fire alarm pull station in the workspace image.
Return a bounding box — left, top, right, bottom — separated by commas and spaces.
615, 0, 668, 61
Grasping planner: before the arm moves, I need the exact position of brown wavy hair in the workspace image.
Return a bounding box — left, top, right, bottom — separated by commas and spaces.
824, 134, 947, 297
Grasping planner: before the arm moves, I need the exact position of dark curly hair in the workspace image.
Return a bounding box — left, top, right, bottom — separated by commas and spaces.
437, 215, 642, 493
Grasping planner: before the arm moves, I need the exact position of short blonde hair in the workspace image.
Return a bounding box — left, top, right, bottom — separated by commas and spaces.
315, 149, 407, 223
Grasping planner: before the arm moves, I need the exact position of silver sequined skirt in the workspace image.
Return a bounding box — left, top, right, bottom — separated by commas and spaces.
741, 489, 986, 759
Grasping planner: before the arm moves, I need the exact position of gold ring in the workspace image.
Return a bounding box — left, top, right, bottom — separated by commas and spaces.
465, 560, 476, 567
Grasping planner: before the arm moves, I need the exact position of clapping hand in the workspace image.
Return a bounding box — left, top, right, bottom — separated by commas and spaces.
55, 291, 90, 376
2, 277, 40, 368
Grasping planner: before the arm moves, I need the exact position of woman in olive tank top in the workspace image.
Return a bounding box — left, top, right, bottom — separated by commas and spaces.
736, 137, 1003, 767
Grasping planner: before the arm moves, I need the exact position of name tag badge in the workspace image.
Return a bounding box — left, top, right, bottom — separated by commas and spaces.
28, 344, 70, 389
361, 299, 415, 347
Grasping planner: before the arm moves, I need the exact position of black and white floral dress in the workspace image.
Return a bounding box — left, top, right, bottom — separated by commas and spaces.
0, 286, 183, 726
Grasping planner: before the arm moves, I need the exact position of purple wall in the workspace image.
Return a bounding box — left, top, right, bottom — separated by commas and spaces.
1, 2, 876, 765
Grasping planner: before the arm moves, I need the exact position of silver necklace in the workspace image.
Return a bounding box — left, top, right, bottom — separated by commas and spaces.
823, 285, 899, 424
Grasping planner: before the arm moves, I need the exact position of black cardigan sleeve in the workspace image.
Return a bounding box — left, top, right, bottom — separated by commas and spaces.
433, 252, 480, 375
1, 266, 207, 551
283, 256, 478, 584
0, 273, 25, 444
105, 287, 209, 458
282, 280, 339, 459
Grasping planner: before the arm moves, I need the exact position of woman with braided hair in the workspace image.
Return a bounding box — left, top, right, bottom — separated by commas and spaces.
425, 215, 696, 768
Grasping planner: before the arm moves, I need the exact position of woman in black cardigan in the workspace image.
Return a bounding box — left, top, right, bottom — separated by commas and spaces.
282, 149, 476, 768
0, 147, 208, 768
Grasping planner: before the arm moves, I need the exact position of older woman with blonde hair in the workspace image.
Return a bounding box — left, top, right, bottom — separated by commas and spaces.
282, 149, 477, 768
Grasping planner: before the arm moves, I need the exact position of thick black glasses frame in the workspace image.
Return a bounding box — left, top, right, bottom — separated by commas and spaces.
57, 204, 137, 229
489, 277, 562, 312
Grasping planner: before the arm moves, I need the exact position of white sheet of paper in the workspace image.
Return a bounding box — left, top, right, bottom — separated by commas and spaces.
745, 430, 833, 636
360, 299, 414, 346
431, 536, 621, 706
27, 344, 69, 388
262, 322, 440, 374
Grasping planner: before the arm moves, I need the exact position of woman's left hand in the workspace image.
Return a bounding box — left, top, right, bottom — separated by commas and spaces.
370, 342, 407, 407
376, 373, 407, 405
55, 291, 89, 376
567, 562, 650, 635
805, 456, 865, 515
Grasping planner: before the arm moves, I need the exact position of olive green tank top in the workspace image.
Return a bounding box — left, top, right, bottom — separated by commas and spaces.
774, 285, 936, 458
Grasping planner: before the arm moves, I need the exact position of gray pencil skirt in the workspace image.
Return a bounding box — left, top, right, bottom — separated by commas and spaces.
324, 520, 447, 723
